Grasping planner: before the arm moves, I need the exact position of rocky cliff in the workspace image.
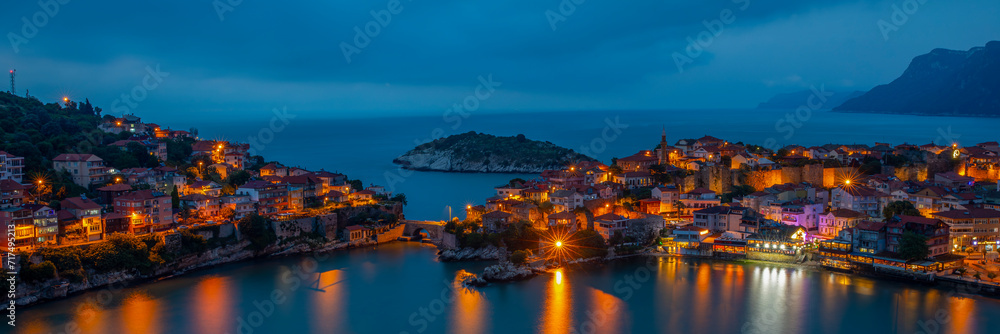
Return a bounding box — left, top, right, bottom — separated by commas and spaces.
834, 41, 1000, 116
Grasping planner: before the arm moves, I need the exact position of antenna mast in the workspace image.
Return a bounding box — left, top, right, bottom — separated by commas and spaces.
9, 69, 14, 96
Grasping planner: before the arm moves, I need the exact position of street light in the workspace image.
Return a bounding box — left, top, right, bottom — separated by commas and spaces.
555, 241, 563, 248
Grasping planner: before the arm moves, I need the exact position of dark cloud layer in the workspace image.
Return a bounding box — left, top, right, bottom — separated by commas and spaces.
2, 0, 997, 121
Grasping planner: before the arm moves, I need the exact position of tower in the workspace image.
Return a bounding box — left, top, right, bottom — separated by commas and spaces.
9, 69, 14, 96
659, 126, 668, 165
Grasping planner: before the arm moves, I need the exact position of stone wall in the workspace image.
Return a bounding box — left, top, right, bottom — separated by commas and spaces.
746, 250, 798, 263
823, 167, 858, 188
884, 165, 928, 181
967, 166, 1000, 181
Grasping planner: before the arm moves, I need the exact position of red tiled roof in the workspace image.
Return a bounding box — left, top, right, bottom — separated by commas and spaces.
0, 179, 27, 191
53, 153, 102, 162
482, 210, 513, 219
895, 215, 942, 226
595, 213, 625, 221
117, 190, 167, 201
548, 211, 576, 219
933, 208, 1000, 220
837, 185, 886, 197
827, 209, 865, 218
687, 187, 715, 195
97, 184, 133, 192
855, 221, 886, 231
62, 197, 101, 210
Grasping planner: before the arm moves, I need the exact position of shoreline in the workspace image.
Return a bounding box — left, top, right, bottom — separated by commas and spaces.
463, 248, 1000, 300
392, 163, 551, 174
16, 237, 389, 309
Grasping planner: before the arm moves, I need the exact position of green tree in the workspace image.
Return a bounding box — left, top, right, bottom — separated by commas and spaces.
226, 170, 252, 187
171, 185, 180, 209
510, 250, 530, 264
883, 201, 922, 221
238, 214, 277, 251
898, 231, 930, 261
571, 229, 608, 259
349, 179, 363, 191
390, 193, 407, 205
608, 164, 623, 176
21, 261, 58, 283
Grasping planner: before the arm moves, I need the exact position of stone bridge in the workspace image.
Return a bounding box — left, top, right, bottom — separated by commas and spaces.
402, 220, 446, 242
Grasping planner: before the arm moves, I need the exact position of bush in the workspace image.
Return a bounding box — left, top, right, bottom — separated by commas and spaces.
22, 261, 57, 283
82, 233, 154, 274
571, 229, 608, 259
179, 230, 208, 255
59, 269, 86, 283
238, 214, 277, 251
37, 247, 84, 273
510, 250, 530, 264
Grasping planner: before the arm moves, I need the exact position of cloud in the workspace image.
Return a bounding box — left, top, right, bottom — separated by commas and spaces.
2, 0, 998, 119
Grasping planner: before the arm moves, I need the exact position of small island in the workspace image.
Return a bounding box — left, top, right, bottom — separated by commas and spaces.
393, 131, 592, 173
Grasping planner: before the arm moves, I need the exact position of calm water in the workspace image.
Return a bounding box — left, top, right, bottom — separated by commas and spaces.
181, 109, 999, 220
17, 242, 1000, 334
22, 110, 992, 334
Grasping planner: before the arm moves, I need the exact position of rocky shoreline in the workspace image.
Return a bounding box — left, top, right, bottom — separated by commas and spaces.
13, 238, 355, 308
437, 246, 505, 261
393, 154, 560, 173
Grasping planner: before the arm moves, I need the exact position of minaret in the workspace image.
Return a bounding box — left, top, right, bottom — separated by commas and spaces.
659, 126, 668, 165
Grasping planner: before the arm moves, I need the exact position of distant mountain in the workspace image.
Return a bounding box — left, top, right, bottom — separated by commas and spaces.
756, 90, 864, 110
834, 41, 1000, 117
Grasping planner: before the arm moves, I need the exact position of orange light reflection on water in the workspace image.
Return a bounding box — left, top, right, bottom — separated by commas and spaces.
311, 269, 348, 333
449, 270, 490, 334
120, 292, 160, 334
192, 276, 232, 334
540, 269, 572, 334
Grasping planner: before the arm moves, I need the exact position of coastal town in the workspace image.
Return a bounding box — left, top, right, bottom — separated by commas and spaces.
3, 93, 1000, 307
1, 94, 412, 306
460, 129, 1000, 285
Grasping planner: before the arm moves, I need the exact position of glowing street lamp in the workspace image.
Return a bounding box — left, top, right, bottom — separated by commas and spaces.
844, 179, 851, 185
62, 97, 69, 102
555, 241, 563, 248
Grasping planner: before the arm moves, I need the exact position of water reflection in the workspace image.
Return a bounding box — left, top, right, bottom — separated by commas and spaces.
449, 270, 490, 334
192, 276, 232, 334
540, 269, 572, 333
120, 291, 160, 334
310, 269, 348, 333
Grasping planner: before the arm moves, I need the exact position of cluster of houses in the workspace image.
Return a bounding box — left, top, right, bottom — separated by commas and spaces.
1, 114, 394, 252
465, 131, 1000, 274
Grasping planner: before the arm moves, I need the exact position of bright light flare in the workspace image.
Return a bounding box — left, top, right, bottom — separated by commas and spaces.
555, 241, 563, 248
